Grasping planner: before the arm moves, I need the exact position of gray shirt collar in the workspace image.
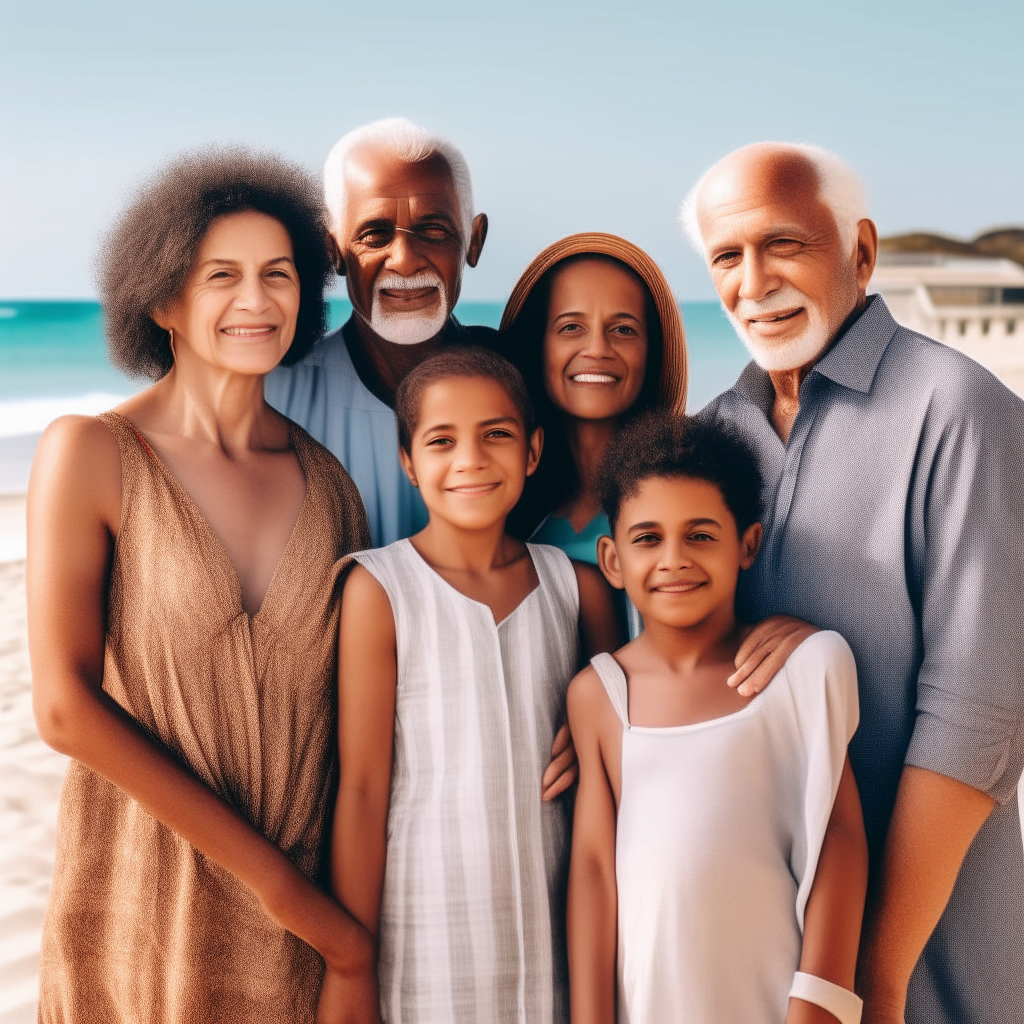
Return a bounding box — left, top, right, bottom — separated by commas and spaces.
734, 294, 899, 410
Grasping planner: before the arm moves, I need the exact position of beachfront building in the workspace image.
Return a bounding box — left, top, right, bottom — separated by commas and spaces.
870, 252, 1024, 396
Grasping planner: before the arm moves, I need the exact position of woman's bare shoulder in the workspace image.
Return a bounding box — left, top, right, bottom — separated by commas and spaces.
31, 415, 121, 501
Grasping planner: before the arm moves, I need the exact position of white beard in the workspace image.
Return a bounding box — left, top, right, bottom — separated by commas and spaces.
724, 283, 841, 372
368, 271, 449, 346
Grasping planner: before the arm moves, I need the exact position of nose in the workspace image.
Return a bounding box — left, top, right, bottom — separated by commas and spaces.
737, 249, 777, 303
659, 536, 693, 571
386, 229, 426, 277
236, 269, 272, 313
452, 435, 489, 472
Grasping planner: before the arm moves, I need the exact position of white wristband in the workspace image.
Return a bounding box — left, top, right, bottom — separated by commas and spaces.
788, 971, 863, 1024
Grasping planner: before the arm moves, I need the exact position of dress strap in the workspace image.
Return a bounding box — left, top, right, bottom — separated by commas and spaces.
589, 652, 630, 728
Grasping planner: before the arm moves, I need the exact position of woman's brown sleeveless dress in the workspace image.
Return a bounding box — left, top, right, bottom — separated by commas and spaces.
37, 411, 370, 1023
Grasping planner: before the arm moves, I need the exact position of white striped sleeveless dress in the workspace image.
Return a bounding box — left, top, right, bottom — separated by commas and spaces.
350, 539, 579, 1024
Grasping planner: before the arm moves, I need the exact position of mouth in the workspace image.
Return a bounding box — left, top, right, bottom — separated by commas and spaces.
222, 325, 277, 337
747, 307, 803, 326
380, 287, 438, 303
448, 482, 500, 495
653, 581, 706, 594
569, 372, 620, 385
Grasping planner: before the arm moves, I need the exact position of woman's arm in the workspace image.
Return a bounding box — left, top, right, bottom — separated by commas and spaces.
542, 561, 624, 802
566, 666, 619, 1024
786, 757, 868, 1024
27, 417, 377, 1013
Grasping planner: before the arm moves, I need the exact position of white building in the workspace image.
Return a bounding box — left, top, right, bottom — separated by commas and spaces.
870, 252, 1024, 396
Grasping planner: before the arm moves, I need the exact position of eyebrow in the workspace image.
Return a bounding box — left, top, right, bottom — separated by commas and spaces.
552, 311, 643, 323
627, 516, 721, 531
354, 212, 459, 232
198, 256, 295, 268
708, 225, 810, 254
422, 415, 520, 433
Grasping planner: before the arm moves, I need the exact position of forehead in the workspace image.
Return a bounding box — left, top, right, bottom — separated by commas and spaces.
197, 210, 293, 258
416, 374, 522, 427
622, 474, 729, 517
697, 149, 833, 243
343, 147, 459, 220
549, 257, 647, 310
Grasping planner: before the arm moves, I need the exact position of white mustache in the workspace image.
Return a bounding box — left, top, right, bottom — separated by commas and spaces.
375, 271, 443, 293
734, 285, 810, 321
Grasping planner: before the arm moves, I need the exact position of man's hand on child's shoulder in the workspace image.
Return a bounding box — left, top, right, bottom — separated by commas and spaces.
728, 616, 820, 697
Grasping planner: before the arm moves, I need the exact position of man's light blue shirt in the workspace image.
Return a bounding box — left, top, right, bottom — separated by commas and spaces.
265, 321, 428, 548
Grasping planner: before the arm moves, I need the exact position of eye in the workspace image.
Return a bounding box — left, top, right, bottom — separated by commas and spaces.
208, 269, 234, 280
610, 324, 638, 337
485, 427, 514, 440
357, 228, 393, 248
689, 531, 715, 542
767, 238, 803, 254
632, 532, 660, 545
711, 250, 741, 267
425, 435, 454, 447
557, 322, 583, 334
414, 224, 458, 243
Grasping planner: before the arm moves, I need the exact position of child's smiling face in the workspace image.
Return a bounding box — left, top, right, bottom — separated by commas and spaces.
599, 475, 762, 632
400, 375, 543, 532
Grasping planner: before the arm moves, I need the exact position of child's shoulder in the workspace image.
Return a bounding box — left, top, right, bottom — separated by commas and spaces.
781, 629, 856, 681
772, 629, 859, 736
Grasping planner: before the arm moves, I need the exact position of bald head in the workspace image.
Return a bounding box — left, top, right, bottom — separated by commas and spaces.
681, 142, 867, 259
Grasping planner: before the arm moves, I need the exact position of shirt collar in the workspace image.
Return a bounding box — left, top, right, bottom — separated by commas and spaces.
733, 294, 899, 410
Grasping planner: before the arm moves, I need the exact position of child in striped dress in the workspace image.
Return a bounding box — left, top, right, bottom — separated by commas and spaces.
320, 347, 621, 1024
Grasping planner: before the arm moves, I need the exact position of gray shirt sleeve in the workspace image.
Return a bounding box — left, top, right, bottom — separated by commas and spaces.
905, 370, 1024, 803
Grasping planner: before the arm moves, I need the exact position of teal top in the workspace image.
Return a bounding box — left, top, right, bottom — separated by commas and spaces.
530, 513, 642, 638
529, 512, 611, 566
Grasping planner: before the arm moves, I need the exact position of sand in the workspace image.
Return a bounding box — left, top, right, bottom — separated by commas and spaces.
0, 529, 68, 1021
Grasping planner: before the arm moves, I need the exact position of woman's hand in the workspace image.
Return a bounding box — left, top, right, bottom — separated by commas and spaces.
316, 964, 382, 1024
728, 614, 819, 696
542, 722, 578, 801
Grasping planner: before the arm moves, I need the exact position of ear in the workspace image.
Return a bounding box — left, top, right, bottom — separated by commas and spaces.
466, 213, 488, 269
398, 446, 418, 488
739, 522, 763, 570
327, 232, 345, 277
525, 425, 544, 477
854, 218, 878, 295
596, 534, 625, 591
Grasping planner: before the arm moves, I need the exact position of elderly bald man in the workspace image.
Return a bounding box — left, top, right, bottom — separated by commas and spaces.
266, 118, 493, 547
686, 143, 1024, 1023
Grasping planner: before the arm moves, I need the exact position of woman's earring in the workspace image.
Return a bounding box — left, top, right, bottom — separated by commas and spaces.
168, 327, 176, 359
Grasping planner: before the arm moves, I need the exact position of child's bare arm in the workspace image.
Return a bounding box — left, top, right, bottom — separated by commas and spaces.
786, 756, 868, 1024
333, 565, 398, 935
574, 560, 626, 659
566, 667, 619, 1024
542, 562, 624, 802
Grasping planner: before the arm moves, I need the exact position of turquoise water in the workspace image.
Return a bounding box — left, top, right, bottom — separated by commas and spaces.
0, 298, 748, 414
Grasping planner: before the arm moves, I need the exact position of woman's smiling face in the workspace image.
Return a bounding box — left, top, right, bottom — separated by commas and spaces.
542, 257, 650, 422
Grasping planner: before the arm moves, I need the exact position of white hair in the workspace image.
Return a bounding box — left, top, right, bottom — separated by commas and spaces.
679, 142, 868, 260
323, 117, 475, 245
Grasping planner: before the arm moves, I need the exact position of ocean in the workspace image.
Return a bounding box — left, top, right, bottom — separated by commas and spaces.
0, 299, 750, 491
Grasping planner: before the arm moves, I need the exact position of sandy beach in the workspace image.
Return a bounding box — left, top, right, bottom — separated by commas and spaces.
0, 499, 67, 1024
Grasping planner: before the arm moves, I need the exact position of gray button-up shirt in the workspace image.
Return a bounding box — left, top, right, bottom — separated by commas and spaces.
703, 295, 1024, 1023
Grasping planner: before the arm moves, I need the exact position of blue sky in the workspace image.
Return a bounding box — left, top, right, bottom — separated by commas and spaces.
2, 0, 1022, 300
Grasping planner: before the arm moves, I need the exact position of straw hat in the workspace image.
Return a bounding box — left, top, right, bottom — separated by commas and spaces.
499, 232, 688, 414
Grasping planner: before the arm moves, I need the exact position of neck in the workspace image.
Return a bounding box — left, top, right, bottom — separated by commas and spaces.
765, 294, 868, 444
561, 416, 620, 523
413, 514, 516, 575
347, 313, 450, 407
638, 600, 745, 674
148, 357, 275, 452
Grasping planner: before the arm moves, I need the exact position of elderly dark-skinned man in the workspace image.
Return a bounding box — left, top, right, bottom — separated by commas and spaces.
266, 117, 493, 547
686, 142, 1024, 1024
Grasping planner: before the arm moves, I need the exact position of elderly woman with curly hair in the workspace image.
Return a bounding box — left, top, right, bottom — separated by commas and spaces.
28, 150, 380, 1023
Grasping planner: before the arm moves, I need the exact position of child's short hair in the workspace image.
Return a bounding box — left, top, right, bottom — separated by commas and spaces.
394, 345, 535, 453
599, 411, 763, 533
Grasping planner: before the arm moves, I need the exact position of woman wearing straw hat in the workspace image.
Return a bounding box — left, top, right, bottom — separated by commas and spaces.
501, 233, 814, 684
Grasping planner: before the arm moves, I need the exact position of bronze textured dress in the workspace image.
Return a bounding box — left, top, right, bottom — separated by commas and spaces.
37, 411, 370, 1024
